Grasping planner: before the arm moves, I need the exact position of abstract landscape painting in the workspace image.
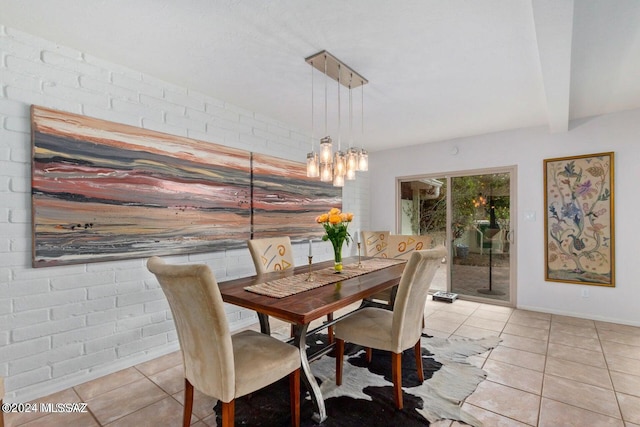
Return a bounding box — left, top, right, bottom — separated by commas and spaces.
31, 106, 251, 267
252, 153, 341, 241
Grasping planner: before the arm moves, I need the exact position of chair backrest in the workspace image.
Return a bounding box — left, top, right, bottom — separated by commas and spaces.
387, 234, 433, 260
147, 257, 235, 402
361, 231, 390, 258
391, 246, 447, 352
247, 237, 294, 273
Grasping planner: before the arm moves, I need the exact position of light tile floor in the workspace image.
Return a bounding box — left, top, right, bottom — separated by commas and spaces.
4, 298, 640, 426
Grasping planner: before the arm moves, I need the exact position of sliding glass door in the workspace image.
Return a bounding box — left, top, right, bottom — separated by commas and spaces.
398, 167, 515, 305
450, 172, 512, 302
399, 178, 448, 292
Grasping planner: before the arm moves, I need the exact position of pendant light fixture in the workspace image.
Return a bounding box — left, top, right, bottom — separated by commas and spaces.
304, 50, 368, 184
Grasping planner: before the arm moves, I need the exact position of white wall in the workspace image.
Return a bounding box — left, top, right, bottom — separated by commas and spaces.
0, 26, 368, 402
370, 112, 640, 327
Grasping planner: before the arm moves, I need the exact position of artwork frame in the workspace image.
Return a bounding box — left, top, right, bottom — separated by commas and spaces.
30, 105, 344, 268
251, 153, 342, 241
544, 152, 615, 286
31, 106, 252, 267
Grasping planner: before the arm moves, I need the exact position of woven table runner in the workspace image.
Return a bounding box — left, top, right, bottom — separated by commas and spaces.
244, 258, 406, 299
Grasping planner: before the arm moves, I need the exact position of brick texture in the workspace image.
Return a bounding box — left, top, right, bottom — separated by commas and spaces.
0, 24, 369, 403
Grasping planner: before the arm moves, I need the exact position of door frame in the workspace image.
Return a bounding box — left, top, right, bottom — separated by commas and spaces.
396, 165, 517, 307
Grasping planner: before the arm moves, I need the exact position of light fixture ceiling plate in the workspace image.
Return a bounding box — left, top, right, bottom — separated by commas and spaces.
305, 50, 368, 88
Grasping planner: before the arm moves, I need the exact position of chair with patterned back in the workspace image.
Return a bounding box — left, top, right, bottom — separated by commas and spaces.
247, 237, 334, 341
147, 257, 301, 427
361, 231, 393, 307
361, 231, 390, 258
247, 237, 295, 273
387, 234, 433, 260
383, 234, 434, 327
334, 246, 447, 410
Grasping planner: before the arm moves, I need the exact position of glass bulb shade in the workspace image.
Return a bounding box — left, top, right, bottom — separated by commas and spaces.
306, 152, 319, 177
334, 151, 346, 176
320, 136, 333, 164
333, 172, 345, 187
346, 147, 358, 173
358, 149, 369, 171
346, 167, 356, 180
320, 162, 333, 182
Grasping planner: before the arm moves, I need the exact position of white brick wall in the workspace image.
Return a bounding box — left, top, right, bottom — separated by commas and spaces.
0, 25, 369, 402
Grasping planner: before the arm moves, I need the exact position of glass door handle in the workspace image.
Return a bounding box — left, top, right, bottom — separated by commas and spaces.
507, 229, 514, 244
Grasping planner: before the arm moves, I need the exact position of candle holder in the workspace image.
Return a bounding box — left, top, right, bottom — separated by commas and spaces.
357, 242, 363, 268
304, 256, 315, 281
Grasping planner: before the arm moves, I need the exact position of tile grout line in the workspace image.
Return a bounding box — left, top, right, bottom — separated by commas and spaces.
133, 364, 208, 426
537, 313, 552, 427
71, 387, 103, 427
596, 322, 626, 423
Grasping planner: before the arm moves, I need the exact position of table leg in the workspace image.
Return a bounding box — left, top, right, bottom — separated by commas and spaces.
257, 313, 271, 335
293, 323, 327, 423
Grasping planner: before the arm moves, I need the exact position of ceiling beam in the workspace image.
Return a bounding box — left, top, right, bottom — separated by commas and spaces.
531, 0, 575, 133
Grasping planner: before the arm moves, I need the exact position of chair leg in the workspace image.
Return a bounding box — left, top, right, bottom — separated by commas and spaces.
414, 340, 424, 382
336, 338, 345, 385
391, 352, 403, 410
221, 400, 235, 427
183, 379, 194, 427
365, 347, 372, 363
289, 369, 300, 427
327, 313, 334, 344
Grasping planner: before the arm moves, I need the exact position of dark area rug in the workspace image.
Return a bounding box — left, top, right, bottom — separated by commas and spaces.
214, 333, 500, 426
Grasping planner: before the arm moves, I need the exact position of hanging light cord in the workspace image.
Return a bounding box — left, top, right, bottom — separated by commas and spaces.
349, 74, 353, 148
310, 61, 314, 149
337, 64, 341, 151
361, 80, 364, 148
324, 54, 328, 137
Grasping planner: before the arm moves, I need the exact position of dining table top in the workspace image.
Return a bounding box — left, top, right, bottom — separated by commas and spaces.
218, 256, 406, 325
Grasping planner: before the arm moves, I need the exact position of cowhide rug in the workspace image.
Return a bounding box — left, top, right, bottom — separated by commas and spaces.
214, 333, 501, 426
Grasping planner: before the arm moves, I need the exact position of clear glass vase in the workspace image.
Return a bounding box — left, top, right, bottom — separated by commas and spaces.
332, 239, 343, 273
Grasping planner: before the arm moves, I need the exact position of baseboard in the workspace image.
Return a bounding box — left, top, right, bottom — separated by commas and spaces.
516, 304, 640, 328
6, 342, 180, 404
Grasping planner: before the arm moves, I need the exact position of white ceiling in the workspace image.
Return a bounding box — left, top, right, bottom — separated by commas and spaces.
2, 0, 640, 152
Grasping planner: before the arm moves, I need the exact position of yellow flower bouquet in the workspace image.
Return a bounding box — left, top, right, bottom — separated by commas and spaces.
316, 208, 354, 272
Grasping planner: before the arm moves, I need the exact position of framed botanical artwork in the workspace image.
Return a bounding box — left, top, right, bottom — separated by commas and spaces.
544, 152, 615, 286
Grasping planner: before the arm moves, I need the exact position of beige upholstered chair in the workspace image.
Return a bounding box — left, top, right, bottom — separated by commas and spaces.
247, 236, 295, 272
368, 234, 432, 308
361, 230, 390, 258
361, 231, 392, 305
147, 257, 301, 427
387, 234, 435, 327
334, 246, 447, 410
247, 237, 335, 341
387, 234, 433, 259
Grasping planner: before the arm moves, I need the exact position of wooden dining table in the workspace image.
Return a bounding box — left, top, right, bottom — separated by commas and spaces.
218, 256, 406, 423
